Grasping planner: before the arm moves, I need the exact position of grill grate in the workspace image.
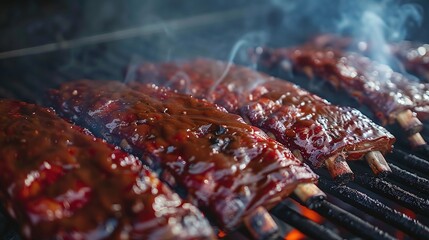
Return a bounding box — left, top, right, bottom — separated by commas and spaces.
272, 202, 343, 240
1, 44, 429, 240
1, 5, 429, 240
318, 178, 429, 239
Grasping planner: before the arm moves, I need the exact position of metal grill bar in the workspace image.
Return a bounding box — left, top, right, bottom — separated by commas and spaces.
272, 202, 342, 240
1, 2, 429, 239
390, 149, 429, 176
415, 144, 429, 159
355, 174, 429, 216
318, 178, 429, 239
305, 199, 396, 240
348, 159, 428, 199
389, 163, 429, 195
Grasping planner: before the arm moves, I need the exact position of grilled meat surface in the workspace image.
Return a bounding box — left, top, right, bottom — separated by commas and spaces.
257, 47, 429, 124
133, 59, 394, 167
48, 80, 317, 230
311, 34, 429, 83
0, 99, 214, 240
391, 42, 429, 83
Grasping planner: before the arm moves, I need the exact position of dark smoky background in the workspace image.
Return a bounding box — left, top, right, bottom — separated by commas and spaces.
0, 0, 428, 96
1, 0, 428, 54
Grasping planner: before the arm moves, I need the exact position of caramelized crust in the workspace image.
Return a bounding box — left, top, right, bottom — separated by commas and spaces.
391, 42, 429, 83
134, 59, 395, 166
0, 100, 214, 240
310, 34, 429, 83
256, 44, 429, 123
48, 80, 317, 230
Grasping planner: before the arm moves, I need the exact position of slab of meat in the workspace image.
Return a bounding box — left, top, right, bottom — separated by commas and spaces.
0, 99, 214, 240
48, 80, 317, 230
391, 42, 429, 83
256, 47, 429, 125
131, 59, 394, 167
310, 34, 429, 83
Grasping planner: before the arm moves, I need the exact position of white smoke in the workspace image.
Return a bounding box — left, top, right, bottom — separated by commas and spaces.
337, 0, 422, 66
271, 0, 423, 68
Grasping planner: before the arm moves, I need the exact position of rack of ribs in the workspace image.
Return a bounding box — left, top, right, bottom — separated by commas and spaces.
0, 99, 214, 240
131, 58, 395, 182
255, 45, 428, 148
310, 34, 429, 83
48, 80, 319, 238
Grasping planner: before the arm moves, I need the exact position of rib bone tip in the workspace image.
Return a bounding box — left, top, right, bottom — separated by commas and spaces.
325, 155, 354, 183
243, 207, 279, 240
294, 183, 326, 208
397, 110, 423, 135
365, 151, 391, 177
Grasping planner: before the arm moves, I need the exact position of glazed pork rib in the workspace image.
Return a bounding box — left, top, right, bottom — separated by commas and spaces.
133, 58, 395, 180
48, 80, 318, 234
390, 42, 429, 83
311, 34, 429, 83
0, 99, 214, 240
256, 46, 429, 147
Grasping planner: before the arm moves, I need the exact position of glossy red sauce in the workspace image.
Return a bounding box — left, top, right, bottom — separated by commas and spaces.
48, 80, 317, 230
0, 100, 214, 240
134, 59, 394, 167
258, 46, 429, 123
392, 42, 429, 83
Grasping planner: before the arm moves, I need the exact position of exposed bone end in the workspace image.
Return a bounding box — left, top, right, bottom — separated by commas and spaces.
397, 110, 423, 135
365, 151, 391, 178
243, 207, 279, 240
409, 133, 427, 148
294, 183, 326, 208
325, 155, 354, 184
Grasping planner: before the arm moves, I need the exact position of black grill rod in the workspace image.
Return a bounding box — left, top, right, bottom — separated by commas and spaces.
415, 144, 429, 160
291, 196, 395, 240
388, 163, 429, 196
355, 174, 429, 217
351, 157, 429, 197
318, 178, 429, 239
271, 202, 343, 240
389, 149, 429, 177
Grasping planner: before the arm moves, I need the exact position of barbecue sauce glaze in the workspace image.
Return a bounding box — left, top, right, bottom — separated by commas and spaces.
258, 47, 429, 124
49, 80, 317, 230
134, 59, 395, 167
0, 100, 214, 240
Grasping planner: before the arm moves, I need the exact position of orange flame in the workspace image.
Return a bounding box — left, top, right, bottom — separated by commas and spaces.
395, 207, 416, 240
217, 230, 226, 238
284, 229, 306, 240
299, 205, 323, 223
284, 205, 324, 239
401, 207, 416, 219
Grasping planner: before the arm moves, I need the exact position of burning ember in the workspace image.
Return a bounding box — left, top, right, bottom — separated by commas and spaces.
283, 204, 323, 239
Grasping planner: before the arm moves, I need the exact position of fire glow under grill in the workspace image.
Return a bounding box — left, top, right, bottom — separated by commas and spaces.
1, 1, 429, 239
